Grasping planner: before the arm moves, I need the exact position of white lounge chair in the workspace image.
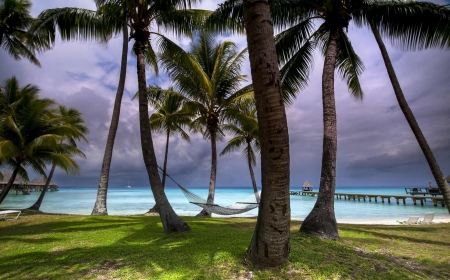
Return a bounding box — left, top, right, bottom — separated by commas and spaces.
0, 210, 21, 220
421, 212, 434, 224
398, 216, 420, 225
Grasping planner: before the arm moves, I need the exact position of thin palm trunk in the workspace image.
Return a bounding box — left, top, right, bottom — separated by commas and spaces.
0, 163, 21, 204
92, 23, 128, 216
196, 129, 217, 217
135, 37, 190, 233
243, 0, 291, 268
162, 128, 170, 188
247, 142, 260, 203
300, 29, 340, 240
28, 162, 56, 210
371, 23, 450, 213
147, 128, 170, 213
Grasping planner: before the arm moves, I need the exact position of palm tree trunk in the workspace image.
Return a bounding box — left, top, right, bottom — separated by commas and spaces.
147, 128, 171, 213
300, 29, 340, 240
0, 163, 21, 204
242, 0, 291, 268
135, 37, 190, 233
196, 129, 217, 217
248, 142, 260, 203
162, 128, 170, 188
28, 163, 56, 211
92, 23, 128, 216
371, 23, 450, 213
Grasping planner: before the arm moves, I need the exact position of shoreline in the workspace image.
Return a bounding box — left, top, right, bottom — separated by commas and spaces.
10, 209, 450, 225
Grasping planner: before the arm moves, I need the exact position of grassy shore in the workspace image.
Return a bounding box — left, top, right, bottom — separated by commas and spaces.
0, 212, 449, 280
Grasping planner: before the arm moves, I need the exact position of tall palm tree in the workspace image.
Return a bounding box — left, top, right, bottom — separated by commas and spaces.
31, 4, 126, 216
0, 0, 56, 67
367, 15, 450, 213
220, 104, 260, 203
208, 0, 292, 267
159, 32, 252, 216
0, 77, 82, 204
28, 106, 88, 211
94, 0, 211, 233
144, 86, 191, 212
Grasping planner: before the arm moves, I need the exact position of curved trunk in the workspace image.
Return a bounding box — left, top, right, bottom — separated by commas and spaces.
135, 37, 190, 233
248, 142, 260, 203
0, 163, 21, 204
196, 128, 217, 217
300, 29, 340, 240
28, 163, 56, 211
243, 0, 291, 268
92, 23, 128, 216
371, 24, 450, 213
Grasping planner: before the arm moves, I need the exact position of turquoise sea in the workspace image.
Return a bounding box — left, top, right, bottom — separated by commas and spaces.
1, 186, 448, 224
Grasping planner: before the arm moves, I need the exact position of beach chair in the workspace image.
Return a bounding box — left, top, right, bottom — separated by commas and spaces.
398, 216, 420, 225
0, 210, 21, 220
421, 212, 434, 224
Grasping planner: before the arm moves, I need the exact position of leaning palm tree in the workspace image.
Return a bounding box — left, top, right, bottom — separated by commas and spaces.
159, 32, 252, 216
28, 106, 88, 211
0, 0, 53, 66
94, 0, 211, 232
31, 4, 126, 216
0, 78, 82, 204
220, 104, 260, 203
365, 10, 450, 213
143, 86, 192, 212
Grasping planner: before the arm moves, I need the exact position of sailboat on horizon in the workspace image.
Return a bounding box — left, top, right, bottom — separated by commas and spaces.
126, 178, 131, 189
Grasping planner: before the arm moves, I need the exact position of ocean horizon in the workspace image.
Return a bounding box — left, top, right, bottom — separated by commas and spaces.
1, 186, 448, 224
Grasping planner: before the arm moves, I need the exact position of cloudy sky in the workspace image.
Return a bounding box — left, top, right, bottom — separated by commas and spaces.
1, 0, 450, 188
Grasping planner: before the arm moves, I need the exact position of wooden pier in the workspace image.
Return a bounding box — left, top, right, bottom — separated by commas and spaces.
289, 191, 446, 207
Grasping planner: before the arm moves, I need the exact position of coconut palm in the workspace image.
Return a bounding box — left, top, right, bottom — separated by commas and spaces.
142, 86, 191, 212
159, 32, 252, 216
93, 0, 211, 232
220, 104, 260, 203
147, 87, 191, 187
31, 4, 127, 216
0, 78, 82, 204
207, 0, 291, 267
0, 0, 53, 66
367, 18, 450, 213
28, 106, 88, 211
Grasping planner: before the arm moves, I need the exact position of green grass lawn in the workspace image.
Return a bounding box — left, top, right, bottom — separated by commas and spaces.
0, 212, 449, 279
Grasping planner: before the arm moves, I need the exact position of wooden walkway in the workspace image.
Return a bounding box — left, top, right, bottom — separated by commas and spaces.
290, 191, 446, 207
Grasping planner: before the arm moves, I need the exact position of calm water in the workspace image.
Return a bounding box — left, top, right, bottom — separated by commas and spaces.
1, 186, 448, 223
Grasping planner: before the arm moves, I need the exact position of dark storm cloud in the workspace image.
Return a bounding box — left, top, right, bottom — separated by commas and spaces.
1, 0, 450, 188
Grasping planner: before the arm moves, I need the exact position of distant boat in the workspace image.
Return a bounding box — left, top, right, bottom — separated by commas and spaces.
126, 179, 131, 188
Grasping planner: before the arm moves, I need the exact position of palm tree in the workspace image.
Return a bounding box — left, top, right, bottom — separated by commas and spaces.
31, 4, 126, 216
144, 86, 191, 212
0, 77, 82, 204
208, 0, 292, 267
366, 15, 450, 213
220, 104, 260, 203
0, 0, 53, 66
28, 106, 88, 211
159, 32, 252, 216
94, 0, 211, 233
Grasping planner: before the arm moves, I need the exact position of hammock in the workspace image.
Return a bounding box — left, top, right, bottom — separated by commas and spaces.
178, 184, 259, 215
159, 167, 259, 215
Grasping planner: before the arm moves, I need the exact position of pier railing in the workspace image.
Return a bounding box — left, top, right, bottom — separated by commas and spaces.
289, 191, 446, 207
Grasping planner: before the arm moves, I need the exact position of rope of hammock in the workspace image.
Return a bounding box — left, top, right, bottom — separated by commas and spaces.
158, 166, 259, 215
